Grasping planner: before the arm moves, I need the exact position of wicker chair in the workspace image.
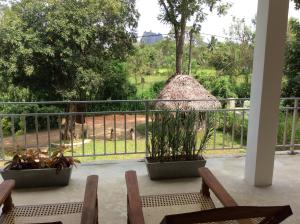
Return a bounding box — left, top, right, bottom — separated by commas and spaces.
0, 175, 98, 224
125, 168, 293, 224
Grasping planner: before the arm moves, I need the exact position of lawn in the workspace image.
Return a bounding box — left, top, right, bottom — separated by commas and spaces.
128, 74, 168, 98
65, 129, 244, 163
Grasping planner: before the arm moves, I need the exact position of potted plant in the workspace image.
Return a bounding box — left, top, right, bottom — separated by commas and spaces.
145, 110, 213, 179
0, 147, 80, 188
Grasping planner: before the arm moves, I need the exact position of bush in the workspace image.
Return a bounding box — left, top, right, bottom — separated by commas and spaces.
148, 110, 214, 161
216, 110, 300, 148
151, 80, 165, 95
0, 105, 62, 136
216, 111, 248, 145
277, 111, 300, 145
210, 77, 237, 99
195, 73, 237, 100
100, 62, 137, 101
235, 82, 251, 98
194, 70, 216, 91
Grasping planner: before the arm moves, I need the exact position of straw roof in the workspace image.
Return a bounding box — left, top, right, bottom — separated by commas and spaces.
156, 75, 221, 110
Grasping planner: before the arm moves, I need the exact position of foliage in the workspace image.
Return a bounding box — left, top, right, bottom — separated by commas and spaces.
148, 110, 214, 162
126, 43, 164, 83
227, 17, 255, 45
0, 105, 62, 136
284, 18, 300, 97
4, 146, 80, 172
210, 77, 237, 99
126, 16, 255, 101
216, 109, 300, 148
126, 40, 176, 83
195, 74, 237, 99
277, 111, 300, 146
99, 62, 137, 100
235, 82, 251, 98
217, 111, 248, 144
158, 0, 230, 74
294, 0, 300, 10
209, 17, 254, 83
208, 42, 236, 75
0, 0, 139, 102
151, 80, 165, 96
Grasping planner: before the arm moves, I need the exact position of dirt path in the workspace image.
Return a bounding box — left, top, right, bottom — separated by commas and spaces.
2, 114, 146, 151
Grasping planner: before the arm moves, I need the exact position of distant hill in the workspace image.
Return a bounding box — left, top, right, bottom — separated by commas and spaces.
140, 31, 163, 45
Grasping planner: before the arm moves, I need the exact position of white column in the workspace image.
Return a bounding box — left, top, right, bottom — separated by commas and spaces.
245, 0, 289, 187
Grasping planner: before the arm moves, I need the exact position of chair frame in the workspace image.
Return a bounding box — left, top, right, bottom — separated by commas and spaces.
125, 167, 293, 224
0, 175, 99, 224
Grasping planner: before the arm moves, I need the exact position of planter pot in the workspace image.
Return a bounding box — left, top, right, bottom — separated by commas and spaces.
0, 167, 72, 188
145, 157, 206, 180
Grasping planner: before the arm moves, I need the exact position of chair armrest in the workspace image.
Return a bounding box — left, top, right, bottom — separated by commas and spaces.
81, 175, 99, 224
0, 179, 15, 213
198, 167, 237, 207
160, 205, 293, 224
125, 170, 145, 224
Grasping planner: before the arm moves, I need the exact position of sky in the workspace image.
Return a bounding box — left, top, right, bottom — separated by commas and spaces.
136, 0, 300, 40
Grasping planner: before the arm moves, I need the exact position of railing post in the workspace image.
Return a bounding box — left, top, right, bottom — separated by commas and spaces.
11, 116, 16, 150
145, 101, 149, 157
0, 116, 4, 160
290, 98, 298, 155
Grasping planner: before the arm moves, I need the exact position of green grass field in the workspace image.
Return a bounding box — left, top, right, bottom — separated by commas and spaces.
64, 130, 244, 163
129, 74, 168, 98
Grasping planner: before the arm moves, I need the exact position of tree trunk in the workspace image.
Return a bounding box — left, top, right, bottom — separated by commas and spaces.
188, 30, 193, 75
61, 103, 86, 141
175, 18, 186, 75
175, 44, 182, 74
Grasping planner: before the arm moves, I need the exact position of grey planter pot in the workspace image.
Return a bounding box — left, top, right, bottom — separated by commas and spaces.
145, 157, 206, 180
0, 167, 72, 188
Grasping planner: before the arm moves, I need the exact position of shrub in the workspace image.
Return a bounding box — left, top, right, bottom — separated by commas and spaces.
210, 76, 237, 99
147, 110, 214, 162
0, 105, 62, 136
277, 111, 300, 145
4, 146, 80, 172
235, 82, 251, 98
216, 111, 248, 145
151, 80, 165, 96
215, 110, 300, 148
195, 73, 237, 100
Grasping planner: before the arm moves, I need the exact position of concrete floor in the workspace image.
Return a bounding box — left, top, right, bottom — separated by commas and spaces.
6, 154, 300, 224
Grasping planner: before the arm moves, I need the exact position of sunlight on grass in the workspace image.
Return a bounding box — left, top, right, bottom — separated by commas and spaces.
129, 74, 168, 97
67, 129, 245, 163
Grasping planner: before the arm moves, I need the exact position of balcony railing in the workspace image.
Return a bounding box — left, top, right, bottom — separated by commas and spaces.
0, 98, 299, 160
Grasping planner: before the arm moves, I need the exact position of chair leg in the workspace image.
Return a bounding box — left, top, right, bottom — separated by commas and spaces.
96, 198, 99, 224
127, 197, 130, 224
2, 194, 14, 213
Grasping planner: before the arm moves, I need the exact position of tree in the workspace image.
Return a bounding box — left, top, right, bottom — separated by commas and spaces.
227, 17, 255, 45
158, 0, 230, 75
294, 0, 300, 10
226, 17, 255, 84
126, 43, 162, 86
0, 0, 139, 103
284, 18, 300, 97
208, 36, 218, 51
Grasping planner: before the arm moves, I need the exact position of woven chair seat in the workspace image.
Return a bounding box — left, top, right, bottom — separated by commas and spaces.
126, 169, 292, 224
0, 202, 83, 224
141, 192, 262, 224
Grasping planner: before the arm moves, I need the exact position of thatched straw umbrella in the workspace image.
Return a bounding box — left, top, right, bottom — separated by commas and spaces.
156, 75, 221, 110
